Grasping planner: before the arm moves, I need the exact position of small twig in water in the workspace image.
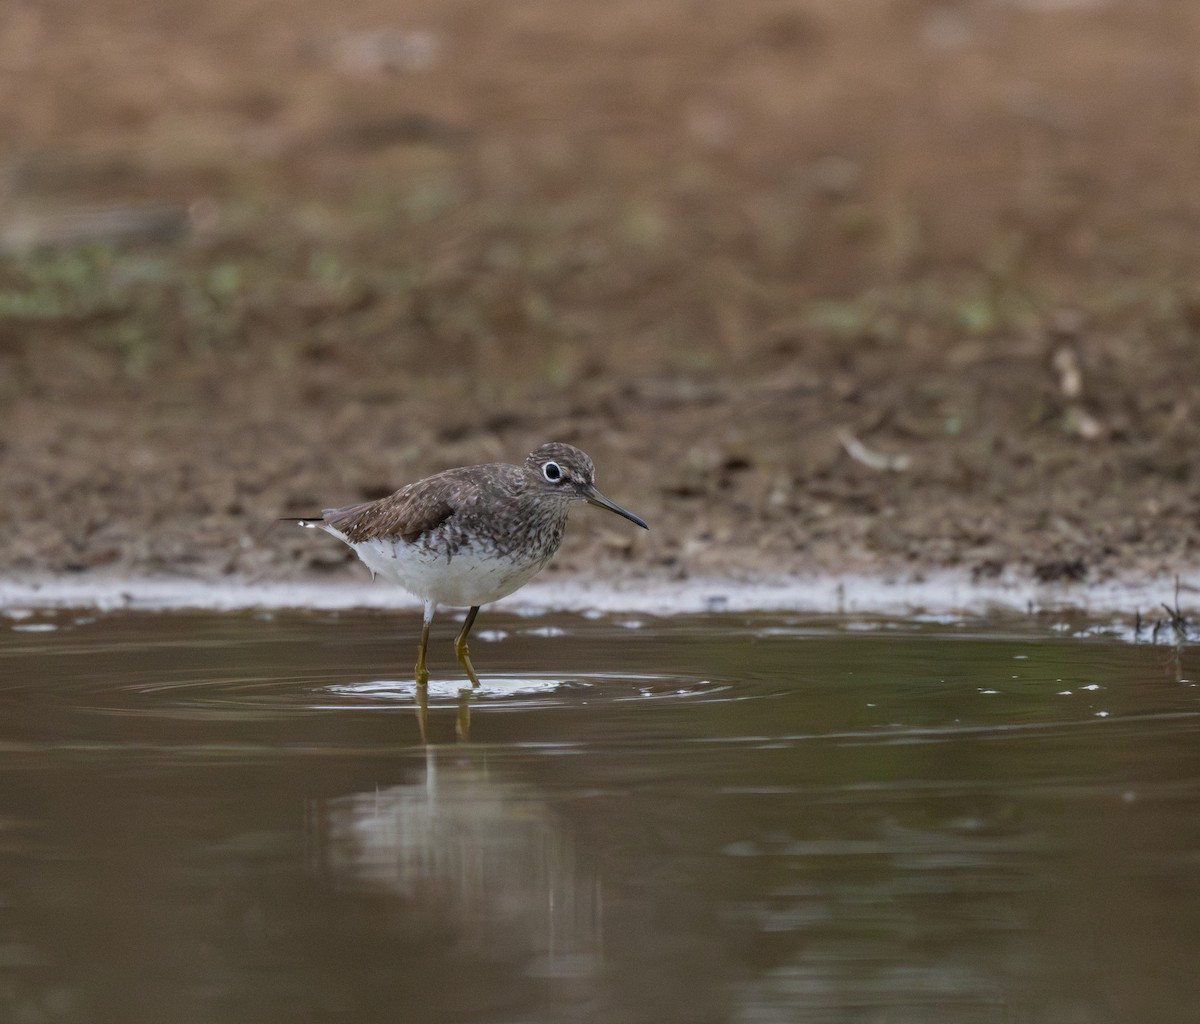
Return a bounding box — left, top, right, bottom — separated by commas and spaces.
1147, 575, 1190, 644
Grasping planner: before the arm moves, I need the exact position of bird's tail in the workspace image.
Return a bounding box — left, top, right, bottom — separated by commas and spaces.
279, 516, 325, 529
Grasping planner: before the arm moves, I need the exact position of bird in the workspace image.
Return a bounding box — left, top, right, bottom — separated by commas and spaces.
295, 442, 648, 688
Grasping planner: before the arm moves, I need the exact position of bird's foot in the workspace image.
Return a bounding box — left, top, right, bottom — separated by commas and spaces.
454, 641, 482, 689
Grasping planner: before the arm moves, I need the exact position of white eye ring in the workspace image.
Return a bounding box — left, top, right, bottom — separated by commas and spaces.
542, 461, 563, 482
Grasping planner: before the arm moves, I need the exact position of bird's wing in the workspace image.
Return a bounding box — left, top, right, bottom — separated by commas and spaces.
322, 487, 456, 545
321, 463, 524, 545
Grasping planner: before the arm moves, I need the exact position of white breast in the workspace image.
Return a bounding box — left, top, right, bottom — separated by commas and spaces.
329, 528, 550, 608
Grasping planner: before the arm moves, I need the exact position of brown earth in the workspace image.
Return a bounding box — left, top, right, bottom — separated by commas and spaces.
2, 0, 1200, 593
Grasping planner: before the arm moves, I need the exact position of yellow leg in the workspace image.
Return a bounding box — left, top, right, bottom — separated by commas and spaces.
414, 599, 434, 687
454, 605, 483, 689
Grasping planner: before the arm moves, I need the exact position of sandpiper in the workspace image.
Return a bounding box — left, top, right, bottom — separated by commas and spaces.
297, 442, 648, 687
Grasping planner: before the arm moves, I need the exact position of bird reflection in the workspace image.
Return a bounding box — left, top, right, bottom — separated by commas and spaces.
413, 683, 474, 744
313, 748, 602, 978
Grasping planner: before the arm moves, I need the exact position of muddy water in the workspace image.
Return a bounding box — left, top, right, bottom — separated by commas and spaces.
0, 607, 1197, 1024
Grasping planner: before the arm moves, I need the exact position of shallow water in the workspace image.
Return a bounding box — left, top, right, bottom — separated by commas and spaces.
1, 607, 1197, 1024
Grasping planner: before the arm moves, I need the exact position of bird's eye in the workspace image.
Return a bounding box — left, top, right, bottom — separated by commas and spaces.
542, 461, 563, 482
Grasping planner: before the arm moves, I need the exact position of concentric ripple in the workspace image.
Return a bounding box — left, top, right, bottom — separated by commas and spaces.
322, 672, 731, 710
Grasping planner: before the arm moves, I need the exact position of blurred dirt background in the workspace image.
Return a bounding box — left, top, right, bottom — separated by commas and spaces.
2, 0, 1200, 590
